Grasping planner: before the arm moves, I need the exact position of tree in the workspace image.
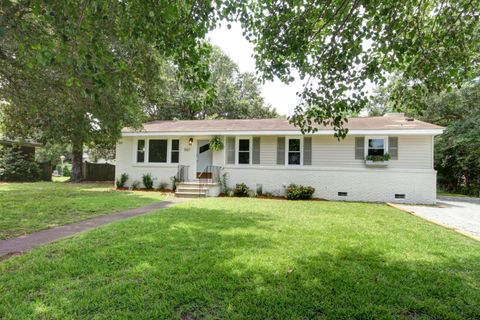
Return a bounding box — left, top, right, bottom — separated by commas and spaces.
143, 46, 279, 121
0, 1, 214, 182
219, 0, 480, 136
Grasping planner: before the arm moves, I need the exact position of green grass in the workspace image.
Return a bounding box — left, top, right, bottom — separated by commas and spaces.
1, 198, 479, 319
0, 182, 166, 239
438, 190, 478, 198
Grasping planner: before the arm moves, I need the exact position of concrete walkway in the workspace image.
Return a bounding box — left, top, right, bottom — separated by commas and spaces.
396, 196, 480, 240
0, 198, 190, 258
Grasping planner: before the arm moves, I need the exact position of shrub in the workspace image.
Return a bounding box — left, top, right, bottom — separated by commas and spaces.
158, 181, 169, 190
220, 172, 230, 193
116, 173, 129, 188
62, 165, 71, 177
285, 184, 315, 200
0, 146, 40, 182
131, 180, 140, 190
142, 173, 154, 190
170, 176, 178, 191
233, 183, 250, 197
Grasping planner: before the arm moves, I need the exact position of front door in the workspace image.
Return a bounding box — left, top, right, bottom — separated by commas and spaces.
196, 140, 212, 179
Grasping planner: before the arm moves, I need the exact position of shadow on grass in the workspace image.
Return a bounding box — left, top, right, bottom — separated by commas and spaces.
0, 204, 479, 319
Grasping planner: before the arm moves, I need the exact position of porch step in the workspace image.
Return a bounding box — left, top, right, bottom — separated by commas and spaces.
175, 191, 207, 198
175, 181, 220, 198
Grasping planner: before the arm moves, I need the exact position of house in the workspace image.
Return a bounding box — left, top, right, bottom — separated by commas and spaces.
0, 136, 42, 160
116, 114, 444, 204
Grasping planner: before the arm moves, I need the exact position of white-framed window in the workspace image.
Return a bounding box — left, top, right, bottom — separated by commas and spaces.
136, 139, 145, 163
237, 138, 251, 164
133, 138, 179, 164
286, 137, 303, 165
365, 136, 387, 157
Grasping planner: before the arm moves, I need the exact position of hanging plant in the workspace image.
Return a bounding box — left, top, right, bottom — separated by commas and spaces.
209, 136, 224, 151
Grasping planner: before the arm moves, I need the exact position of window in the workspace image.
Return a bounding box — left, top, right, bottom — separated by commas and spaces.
288, 138, 301, 165
148, 139, 167, 163
238, 139, 250, 164
136, 140, 145, 163
338, 192, 348, 197
395, 194, 406, 199
171, 139, 179, 163
367, 138, 386, 156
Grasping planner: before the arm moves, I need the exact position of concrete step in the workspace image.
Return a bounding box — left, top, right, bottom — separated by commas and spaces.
176, 186, 210, 192
178, 181, 219, 186
175, 191, 207, 198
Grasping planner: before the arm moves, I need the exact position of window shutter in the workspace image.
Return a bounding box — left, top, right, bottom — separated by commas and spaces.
252, 137, 260, 164
303, 137, 312, 165
277, 137, 285, 165
388, 137, 398, 160
226, 137, 235, 164
355, 137, 365, 160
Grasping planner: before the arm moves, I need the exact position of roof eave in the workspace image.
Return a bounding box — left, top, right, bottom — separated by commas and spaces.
121, 128, 444, 137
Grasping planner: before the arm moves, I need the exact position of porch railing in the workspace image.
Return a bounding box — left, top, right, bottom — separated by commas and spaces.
197, 165, 222, 184
176, 165, 189, 183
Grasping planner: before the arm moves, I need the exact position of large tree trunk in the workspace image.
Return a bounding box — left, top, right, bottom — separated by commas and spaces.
71, 138, 83, 183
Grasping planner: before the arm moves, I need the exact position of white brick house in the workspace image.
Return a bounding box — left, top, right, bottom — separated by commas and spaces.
116, 114, 444, 204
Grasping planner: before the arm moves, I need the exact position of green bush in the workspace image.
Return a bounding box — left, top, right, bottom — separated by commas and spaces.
158, 181, 169, 190
62, 165, 71, 177
116, 173, 129, 188
0, 146, 40, 182
233, 183, 250, 197
131, 181, 140, 190
365, 153, 391, 161
142, 173, 154, 190
285, 184, 315, 200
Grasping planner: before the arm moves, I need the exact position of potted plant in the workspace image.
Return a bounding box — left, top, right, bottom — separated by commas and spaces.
209, 136, 224, 151
365, 153, 391, 167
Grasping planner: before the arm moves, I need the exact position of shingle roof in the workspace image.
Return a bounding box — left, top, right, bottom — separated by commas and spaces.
123, 116, 443, 133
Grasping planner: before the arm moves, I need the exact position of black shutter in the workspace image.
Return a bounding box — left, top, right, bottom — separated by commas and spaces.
303, 137, 312, 165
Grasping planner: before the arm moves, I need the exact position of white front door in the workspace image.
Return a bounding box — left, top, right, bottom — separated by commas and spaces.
196, 140, 212, 176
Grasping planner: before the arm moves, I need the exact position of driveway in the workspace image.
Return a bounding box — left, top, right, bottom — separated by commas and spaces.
397, 196, 480, 240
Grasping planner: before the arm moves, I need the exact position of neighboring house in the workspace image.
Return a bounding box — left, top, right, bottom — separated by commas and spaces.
0, 136, 42, 159
116, 114, 444, 204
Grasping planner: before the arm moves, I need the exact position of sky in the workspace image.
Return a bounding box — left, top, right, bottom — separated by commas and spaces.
207, 22, 304, 117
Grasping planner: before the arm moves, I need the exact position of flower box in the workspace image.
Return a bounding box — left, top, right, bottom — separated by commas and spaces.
365, 160, 389, 167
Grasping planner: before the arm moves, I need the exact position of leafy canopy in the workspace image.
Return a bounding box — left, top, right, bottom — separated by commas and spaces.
219, 0, 480, 137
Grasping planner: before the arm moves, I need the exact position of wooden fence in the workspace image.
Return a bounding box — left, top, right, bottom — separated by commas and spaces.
82, 162, 115, 181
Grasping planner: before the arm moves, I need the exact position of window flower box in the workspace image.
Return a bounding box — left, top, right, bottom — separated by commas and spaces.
365, 153, 390, 167
365, 160, 390, 167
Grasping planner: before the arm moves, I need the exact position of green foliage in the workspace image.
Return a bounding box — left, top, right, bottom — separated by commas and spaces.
219, 1, 480, 136
170, 176, 179, 191
219, 172, 230, 194
142, 173, 154, 190
158, 181, 169, 190
366, 154, 391, 162
131, 181, 140, 191
233, 183, 250, 197
285, 184, 315, 200
116, 173, 129, 188
143, 46, 279, 121
0, 146, 40, 182
35, 143, 71, 167
209, 136, 224, 151
62, 165, 71, 177
0, 1, 216, 181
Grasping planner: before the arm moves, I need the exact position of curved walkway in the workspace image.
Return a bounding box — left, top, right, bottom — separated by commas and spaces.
0, 198, 190, 259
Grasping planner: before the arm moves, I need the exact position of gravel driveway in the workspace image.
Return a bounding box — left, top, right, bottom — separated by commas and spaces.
397, 196, 480, 239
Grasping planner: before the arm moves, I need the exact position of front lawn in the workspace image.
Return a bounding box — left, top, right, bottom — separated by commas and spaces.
0, 182, 166, 239
1, 198, 479, 319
